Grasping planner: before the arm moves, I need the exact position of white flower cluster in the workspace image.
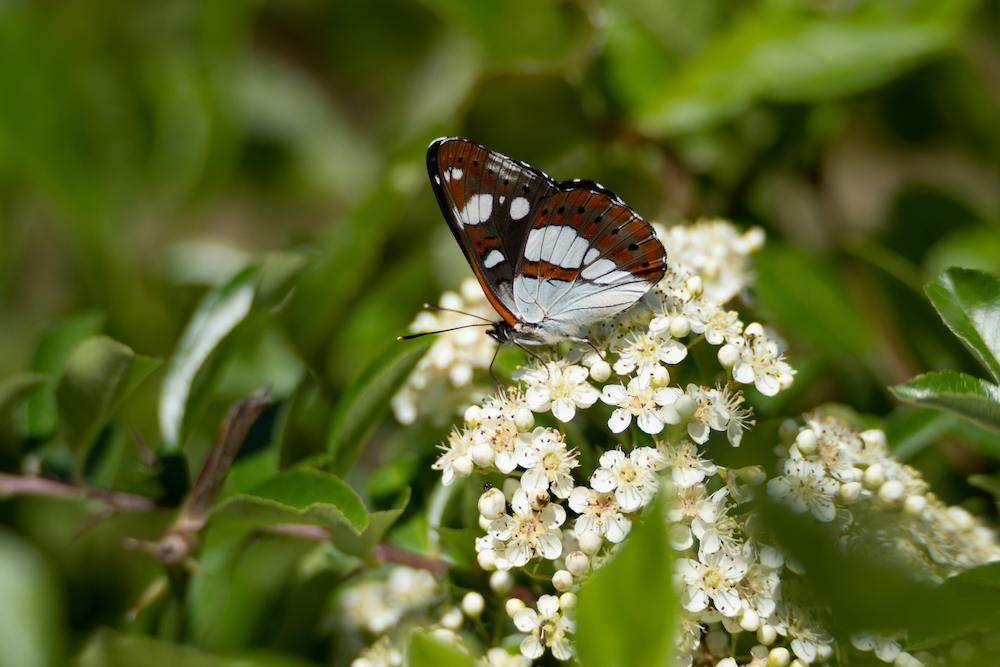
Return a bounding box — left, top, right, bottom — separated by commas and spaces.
394, 220, 1000, 666
339, 566, 439, 635
392, 278, 497, 425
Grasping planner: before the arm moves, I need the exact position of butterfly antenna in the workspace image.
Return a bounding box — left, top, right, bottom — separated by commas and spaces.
397, 323, 491, 341
422, 303, 493, 323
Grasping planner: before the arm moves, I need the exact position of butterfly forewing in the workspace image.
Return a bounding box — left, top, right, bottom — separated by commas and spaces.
427, 138, 556, 325
427, 137, 667, 341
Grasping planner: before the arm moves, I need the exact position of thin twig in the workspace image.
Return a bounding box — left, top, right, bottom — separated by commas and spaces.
0, 473, 157, 512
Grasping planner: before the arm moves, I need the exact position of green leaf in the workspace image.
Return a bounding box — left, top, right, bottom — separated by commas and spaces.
211, 469, 367, 533
330, 488, 411, 559
0, 373, 46, 434
576, 492, 675, 667
23, 311, 104, 438
0, 530, 63, 667
633, 0, 974, 135
159, 267, 258, 449
55, 336, 160, 462
753, 244, 874, 358
884, 408, 957, 461
328, 337, 433, 475
77, 628, 318, 667
892, 371, 1000, 433
925, 267, 1000, 382
406, 632, 476, 667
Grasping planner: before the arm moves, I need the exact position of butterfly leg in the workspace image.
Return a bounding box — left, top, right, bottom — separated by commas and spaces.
488, 343, 502, 385
511, 340, 551, 379
566, 336, 605, 361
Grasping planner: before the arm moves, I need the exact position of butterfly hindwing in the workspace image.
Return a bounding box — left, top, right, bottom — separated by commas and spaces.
512, 186, 666, 335
427, 138, 556, 326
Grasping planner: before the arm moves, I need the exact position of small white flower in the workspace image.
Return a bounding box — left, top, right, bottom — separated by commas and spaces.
432, 428, 475, 485
484, 488, 566, 569
568, 486, 631, 543
767, 458, 840, 522
731, 325, 794, 396
517, 428, 578, 499
612, 330, 687, 378
659, 440, 717, 488
590, 447, 662, 512
678, 384, 747, 445
677, 549, 750, 617
521, 363, 599, 422
694, 302, 744, 346
471, 406, 523, 474
600, 376, 681, 435
512, 595, 574, 661
480, 647, 531, 667
851, 632, 903, 663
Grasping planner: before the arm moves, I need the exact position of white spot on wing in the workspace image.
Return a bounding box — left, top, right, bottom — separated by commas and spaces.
584, 248, 600, 264
460, 194, 493, 226
510, 196, 530, 220
581, 259, 617, 280
524, 228, 545, 261
484, 250, 505, 268
451, 168, 463, 180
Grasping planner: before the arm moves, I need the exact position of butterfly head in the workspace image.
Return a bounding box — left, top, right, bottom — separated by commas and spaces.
486, 320, 516, 344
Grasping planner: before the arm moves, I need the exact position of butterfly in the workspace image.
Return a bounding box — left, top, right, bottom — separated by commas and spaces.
421, 137, 666, 347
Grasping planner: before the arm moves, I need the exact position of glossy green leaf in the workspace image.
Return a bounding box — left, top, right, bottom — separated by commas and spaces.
159, 267, 258, 449
211, 469, 367, 533
925, 267, 1000, 382
23, 311, 104, 438
754, 244, 874, 358
328, 337, 433, 475
77, 628, 317, 667
330, 488, 410, 559
0, 530, 63, 667
576, 492, 675, 667
892, 371, 1000, 433
55, 336, 160, 461
406, 631, 476, 667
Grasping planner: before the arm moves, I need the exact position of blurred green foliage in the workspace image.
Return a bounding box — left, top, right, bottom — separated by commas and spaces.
1, 0, 999, 665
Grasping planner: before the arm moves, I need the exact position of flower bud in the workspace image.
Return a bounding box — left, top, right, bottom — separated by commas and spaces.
736, 465, 767, 486
649, 364, 670, 386
670, 316, 691, 338
740, 609, 761, 632
578, 530, 603, 554
718, 344, 739, 367
489, 570, 513, 595
839, 481, 862, 504
513, 407, 534, 431
552, 570, 574, 592
478, 515, 491, 531
461, 592, 484, 618
565, 550, 590, 576
589, 360, 612, 383
745, 322, 765, 337
471, 443, 494, 468
685, 275, 703, 296
478, 487, 507, 520
948, 506, 975, 531
863, 463, 884, 489
816, 644, 832, 660
477, 550, 497, 571
878, 480, 905, 504
431, 628, 455, 643
440, 607, 463, 629
757, 624, 777, 645
559, 592, 577, 610
453, 456, 474, 477
674, 394, 696, 419
744, 227, 766, 251
778, 372, 795, 390
767, 647, 790, 666
502, 478, 520, 500
464, 404, 482, 427
717, 659, 737, 667
706, 629, 729, 656
504, 597, 525, 617
860, 429, 886, 450
794, 429, 817, 455
778, 419, 799, 444
903, 494, 926, 515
